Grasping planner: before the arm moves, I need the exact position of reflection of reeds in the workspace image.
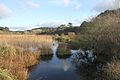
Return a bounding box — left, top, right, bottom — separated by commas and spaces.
56, 43, 71, 59
40, 55, 53, 61
40, 47, 53, 56
0, 34, 53, 80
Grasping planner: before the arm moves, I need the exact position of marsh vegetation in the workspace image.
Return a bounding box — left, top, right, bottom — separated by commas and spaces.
0, 34, 53, 80
68, 9, 120, 80
0, 9, 120, 80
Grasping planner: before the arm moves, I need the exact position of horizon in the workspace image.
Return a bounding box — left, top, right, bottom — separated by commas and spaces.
0, 0, 120, 30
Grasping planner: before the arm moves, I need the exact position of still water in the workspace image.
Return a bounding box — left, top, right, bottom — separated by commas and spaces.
29, 42, 81, 80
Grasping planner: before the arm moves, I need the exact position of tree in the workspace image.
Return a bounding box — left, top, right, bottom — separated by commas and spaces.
58, 24, 66, 30
80, 21, 88, 27
67, 22, 73, 27
0, 27, 9, 31
4, 27, 9, 31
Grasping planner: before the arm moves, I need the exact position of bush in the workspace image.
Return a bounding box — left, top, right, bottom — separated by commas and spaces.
70, 9, 120, 79
104, 60, 120, 80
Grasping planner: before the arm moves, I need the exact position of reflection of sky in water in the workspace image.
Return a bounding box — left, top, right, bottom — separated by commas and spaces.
63, 60, 70, 72
29, 56, 79, 80
39, 56, 72, 72
29, 42, 80, 80
51, 42, 59, 55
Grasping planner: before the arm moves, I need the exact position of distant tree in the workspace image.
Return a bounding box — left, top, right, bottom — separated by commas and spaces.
0, 27, 4, 31
0, 27, 9, 31
4, 27, 9, 31
58, 24, 66, 29
80, 21, 88, 27
67, 22, 73, 27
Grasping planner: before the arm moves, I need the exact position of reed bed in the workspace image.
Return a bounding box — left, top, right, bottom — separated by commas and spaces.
0, 34, 53, 48
0, 34, 53, 80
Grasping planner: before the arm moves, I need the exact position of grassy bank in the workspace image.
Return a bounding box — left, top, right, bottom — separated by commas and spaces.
0, 34, 53, 80
56, 43, 71, 59
70, 9, 120, 79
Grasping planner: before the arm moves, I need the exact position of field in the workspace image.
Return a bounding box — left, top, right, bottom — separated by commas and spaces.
0, 34, 53, 80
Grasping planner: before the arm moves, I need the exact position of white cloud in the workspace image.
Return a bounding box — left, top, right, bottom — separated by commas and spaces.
0, 4, 12, 19
50, 0, 70, 7
63, 0, 70, 6
94, 0, 120, 12
25, 0, 40, 8
39, 21, 64, 27
50, 0, 81, 8
72, 19, 84, 26
38, 19, 82, 27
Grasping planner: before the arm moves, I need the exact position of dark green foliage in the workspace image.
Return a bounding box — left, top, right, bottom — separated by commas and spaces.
58, 24, 67, 30
80, 21, 88, 27
56, 53, 71, 59
25, 23, 80, 35
67, 22, 73, 27
0, 27, 9, 32
40, 55, 53, 61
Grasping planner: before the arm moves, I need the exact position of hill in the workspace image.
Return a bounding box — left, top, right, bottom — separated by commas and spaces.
70, 8, 120, 80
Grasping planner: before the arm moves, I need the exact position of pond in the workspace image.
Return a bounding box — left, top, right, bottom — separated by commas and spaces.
29, 42, 81, 80
28, 43, 96, 80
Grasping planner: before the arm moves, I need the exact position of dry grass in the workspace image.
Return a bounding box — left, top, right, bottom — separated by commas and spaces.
0, 34, 53, 48
70, 9, 120, 79
0, 69, 15, 80
0, 34, 53, 80
104, 60, 120, 80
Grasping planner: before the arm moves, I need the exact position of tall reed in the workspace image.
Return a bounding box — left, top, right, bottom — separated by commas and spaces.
0, 34, 53, 80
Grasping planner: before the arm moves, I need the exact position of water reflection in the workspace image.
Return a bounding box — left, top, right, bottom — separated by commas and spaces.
40, 55, 53, 62
51, 42, 59, 54
29, 54, 80, 80
56, 42, 72, 59
71, 50, 100, 80
29, 42, 81, 80
63, 60, 70, 72
56, 54, 71, 59
29, 42, 100, 80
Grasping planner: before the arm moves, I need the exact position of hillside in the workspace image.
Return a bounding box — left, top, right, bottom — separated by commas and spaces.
80, 9, 120, 28
25, 26, 81, 35
70, 8, 120, 80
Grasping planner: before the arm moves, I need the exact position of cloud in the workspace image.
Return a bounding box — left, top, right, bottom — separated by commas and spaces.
63, 0, 70, 6
50, 0, 70, 7
10, 26, 34, 31
38, 19, 82, 27
72, 19, 83, 26
25, 0, 40, 8
39, 21, 63, 27
50, 0, 81, 9
94, 0, 120, 12
0, 4, 12, 19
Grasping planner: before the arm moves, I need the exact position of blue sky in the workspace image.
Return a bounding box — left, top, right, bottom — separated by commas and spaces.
0, 0, 120, 30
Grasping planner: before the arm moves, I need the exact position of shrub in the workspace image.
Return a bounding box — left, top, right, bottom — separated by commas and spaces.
104, 60, 120, 80
70, 9, 120, 79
